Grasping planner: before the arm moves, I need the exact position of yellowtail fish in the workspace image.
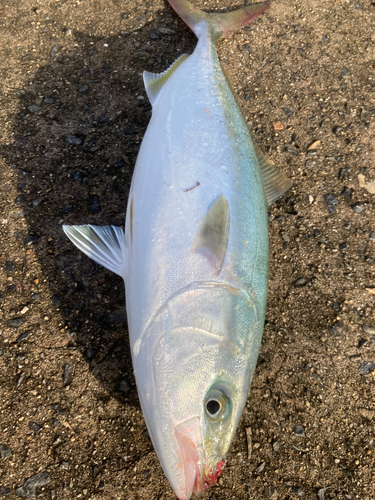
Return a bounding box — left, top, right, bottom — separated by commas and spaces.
63, 1, 291, 498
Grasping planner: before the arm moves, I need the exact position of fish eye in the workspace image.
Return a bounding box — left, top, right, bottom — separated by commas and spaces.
204, 388, 231, 422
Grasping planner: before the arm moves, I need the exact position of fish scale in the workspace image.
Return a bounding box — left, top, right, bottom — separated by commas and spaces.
63, 1, 291, 499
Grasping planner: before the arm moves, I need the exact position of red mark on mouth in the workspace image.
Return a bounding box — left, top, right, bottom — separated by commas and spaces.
204, 459, 226, 489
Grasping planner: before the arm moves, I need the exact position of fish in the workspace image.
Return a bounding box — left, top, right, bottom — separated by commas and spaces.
63, 0, 292, 498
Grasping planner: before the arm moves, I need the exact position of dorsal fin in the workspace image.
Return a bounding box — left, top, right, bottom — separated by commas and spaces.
143, 54, 189, 105
252, 140, 292, 205
193, 195, 230, 274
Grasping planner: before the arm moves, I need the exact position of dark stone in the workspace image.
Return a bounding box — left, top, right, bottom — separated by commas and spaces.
85, 348, 95, 359
332, 302, 340, 311
355, 143, 365, 153
61, 204, 73, 214
342, 67, 350, 76
7, 285, 16, 293
18, 182, 27, 189
102, 63, 111, 74
150, 32, 160, 40
292, 487, 303, 496
352, 202, 365, 214
339, 242, 347, 251
118, 379, 130, 393
31, 293, 41, 301
120, 30, 127, 37
357, 338, 367, 348
281, 107, 293, 116
51, 295, 61, 308
16, 331, 30, 343
15, 195, 25, 204
49, 44, 59, 60
27, 105, 41, 113
123, 128, 134, 135
113, 158, 123, 168
333, 125, 342, 134
4, 261, 15, 272
71, 171, 81, 180
294, 425, 305, 437
0, 444, 12, 460
358, 361, 375, 375
78, 84, 89, 93
330, 321, 342, 335
23, 235, 37, 245
325, 194, 337, 213
286, 148, 298, 156
341, 186, 352, 197
28, 422, 42, 434
64, 134, 82, 145
15, 471, 51, 498
0, 486, 9, 495
8, 318, 22, 328
30, 199, 42, 209
82, 68, 90, 75
313, 229, 321, 238
89, 195, 101, 214
50, 403, 66, 414
63, 363, 73, 386
44, 97, 54, 104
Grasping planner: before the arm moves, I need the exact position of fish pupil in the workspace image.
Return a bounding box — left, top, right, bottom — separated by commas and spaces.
206, 399, 221, 416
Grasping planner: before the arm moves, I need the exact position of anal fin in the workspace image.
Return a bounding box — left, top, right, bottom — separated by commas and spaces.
63, 225, 126, 278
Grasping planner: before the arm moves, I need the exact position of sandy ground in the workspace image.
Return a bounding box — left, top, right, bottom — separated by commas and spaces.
0, 0, 374, 499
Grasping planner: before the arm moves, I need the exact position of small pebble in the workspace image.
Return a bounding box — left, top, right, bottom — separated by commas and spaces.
294, 425, 305, 437
362, 325, 375, 335
272, 441, 279, 452
8, 318, 23, 328
89, 195, 101, 214
342, 67, 350, 76
352, 202, 365, 213
313, 229, 321, 238
61, 204, 73, 214
263, 485, 276, 498
281, 107, 292, 116
31, 293, 41, 301
0, 444, 12, 460
358, 361, 375, 375
23, 235, 37, 245
157, 26, 176, 35
3, 261, 15, 272
51, 295, 61, 308
292, 487, 303, 496
305, 160, 315, 168
31, 199, 42, 209
50, 44, 59, 60
44, 97, 54, 104
339, 242, 347, 251
325, 194, 337, 213
150, 32, 160, 40
16, 331, 30, 342
123, 128, 134, 135
341, 186, 352, 197
64, 135, 82, 145
15, 195, 25, 204
27, 105, 41, 113
257, 461, 266, 473
317, 487, 330, 500
63, 363, 73, 386
78, 84, 89, 93
295, 277, 308, 287
369, 232, 375, 241
15, 471, 51, 498
273, 121, 283, 131
28, 421, 42, 434
118, 379, 130, 393
0, 486, 9, 496
330, 321, 342, 335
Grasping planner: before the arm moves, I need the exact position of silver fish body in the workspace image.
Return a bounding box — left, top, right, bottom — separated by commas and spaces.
63, 1, 291, 499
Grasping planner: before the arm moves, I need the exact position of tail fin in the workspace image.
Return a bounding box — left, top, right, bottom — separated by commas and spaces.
167, 0, 270, 40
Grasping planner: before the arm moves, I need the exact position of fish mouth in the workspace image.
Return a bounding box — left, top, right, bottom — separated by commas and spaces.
174, 418, 225, 500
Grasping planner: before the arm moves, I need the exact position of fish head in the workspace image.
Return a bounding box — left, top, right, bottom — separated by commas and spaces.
135, 283, 262, 500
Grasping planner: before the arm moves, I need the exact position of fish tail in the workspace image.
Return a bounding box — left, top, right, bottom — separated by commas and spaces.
167, 0, 270, 41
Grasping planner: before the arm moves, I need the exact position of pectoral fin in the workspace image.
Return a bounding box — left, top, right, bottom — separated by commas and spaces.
253, 141, 292, 206
193, 195, 230, 274
63, 225, 126, 278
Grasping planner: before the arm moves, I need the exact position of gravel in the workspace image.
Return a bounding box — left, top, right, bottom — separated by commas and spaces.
15, 472, 51, 498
